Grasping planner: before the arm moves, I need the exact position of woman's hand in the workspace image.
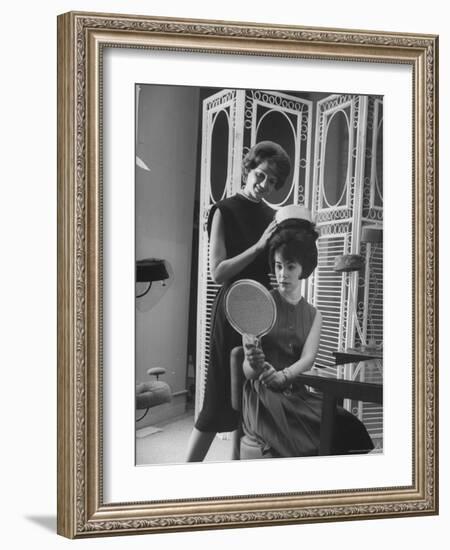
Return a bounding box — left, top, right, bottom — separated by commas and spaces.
243, 334, 265, 372
259, 363, 287, 391
255, 220, 278, 253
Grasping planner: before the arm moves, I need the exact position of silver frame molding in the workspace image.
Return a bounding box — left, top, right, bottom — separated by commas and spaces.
57, 11, 439, 538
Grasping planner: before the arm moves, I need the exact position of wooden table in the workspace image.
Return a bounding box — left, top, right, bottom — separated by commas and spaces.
333, 347, 383, 366
297, 348, 383, 455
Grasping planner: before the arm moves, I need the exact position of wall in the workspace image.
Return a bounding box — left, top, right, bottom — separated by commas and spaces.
1, 1, 447, 550
135, 84, 199, 425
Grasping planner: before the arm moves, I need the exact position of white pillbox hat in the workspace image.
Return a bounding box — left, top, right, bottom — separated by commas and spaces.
275, 204, 313, 225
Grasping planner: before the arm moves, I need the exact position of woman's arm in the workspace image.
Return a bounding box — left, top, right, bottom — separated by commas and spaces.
260, 310, 322, 390
209, 209, 277, 284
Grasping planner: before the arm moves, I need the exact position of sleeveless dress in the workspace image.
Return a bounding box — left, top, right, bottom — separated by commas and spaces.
242, 290, 374, 457
195, 194, 275, 433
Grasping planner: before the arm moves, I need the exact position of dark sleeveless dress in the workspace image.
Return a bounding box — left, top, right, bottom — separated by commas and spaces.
195, 194, 275, 433
242, 290, 374, 457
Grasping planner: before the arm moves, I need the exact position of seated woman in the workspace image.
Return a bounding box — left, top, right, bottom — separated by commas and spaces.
242, 208, 374, 458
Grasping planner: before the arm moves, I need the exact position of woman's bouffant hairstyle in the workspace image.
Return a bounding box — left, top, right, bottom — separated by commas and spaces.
268, 220, 319, 279
242, 141, 291, 190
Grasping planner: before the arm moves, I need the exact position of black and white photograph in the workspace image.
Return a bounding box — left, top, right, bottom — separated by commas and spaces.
134, 84, 384, 466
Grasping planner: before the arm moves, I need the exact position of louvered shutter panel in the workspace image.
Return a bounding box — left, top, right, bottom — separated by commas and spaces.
309, 94, 369, 376
195, 89, 245, 416
312, 234, 348, 375
309, 94, 383, 449
196, 89, 313, 417
354, 97, 384, 448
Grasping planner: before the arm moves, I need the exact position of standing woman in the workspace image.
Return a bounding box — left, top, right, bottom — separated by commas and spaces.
186, 141, 291, 461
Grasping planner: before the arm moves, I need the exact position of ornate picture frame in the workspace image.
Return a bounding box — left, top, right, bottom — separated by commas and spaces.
57, 11, 438, 538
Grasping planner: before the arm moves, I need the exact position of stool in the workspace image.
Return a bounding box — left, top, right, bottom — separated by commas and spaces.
240, 435, 274, 460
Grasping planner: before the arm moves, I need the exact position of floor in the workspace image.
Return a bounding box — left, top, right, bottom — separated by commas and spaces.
136, 410, 383, 466
136, 411, 233, 466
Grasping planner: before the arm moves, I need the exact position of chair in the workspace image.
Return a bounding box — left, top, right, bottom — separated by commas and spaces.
136, 367, 172, 422
230, 346, 382, 459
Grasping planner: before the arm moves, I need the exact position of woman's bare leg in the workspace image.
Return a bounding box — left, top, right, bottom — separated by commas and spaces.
185, 428, 216, 462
